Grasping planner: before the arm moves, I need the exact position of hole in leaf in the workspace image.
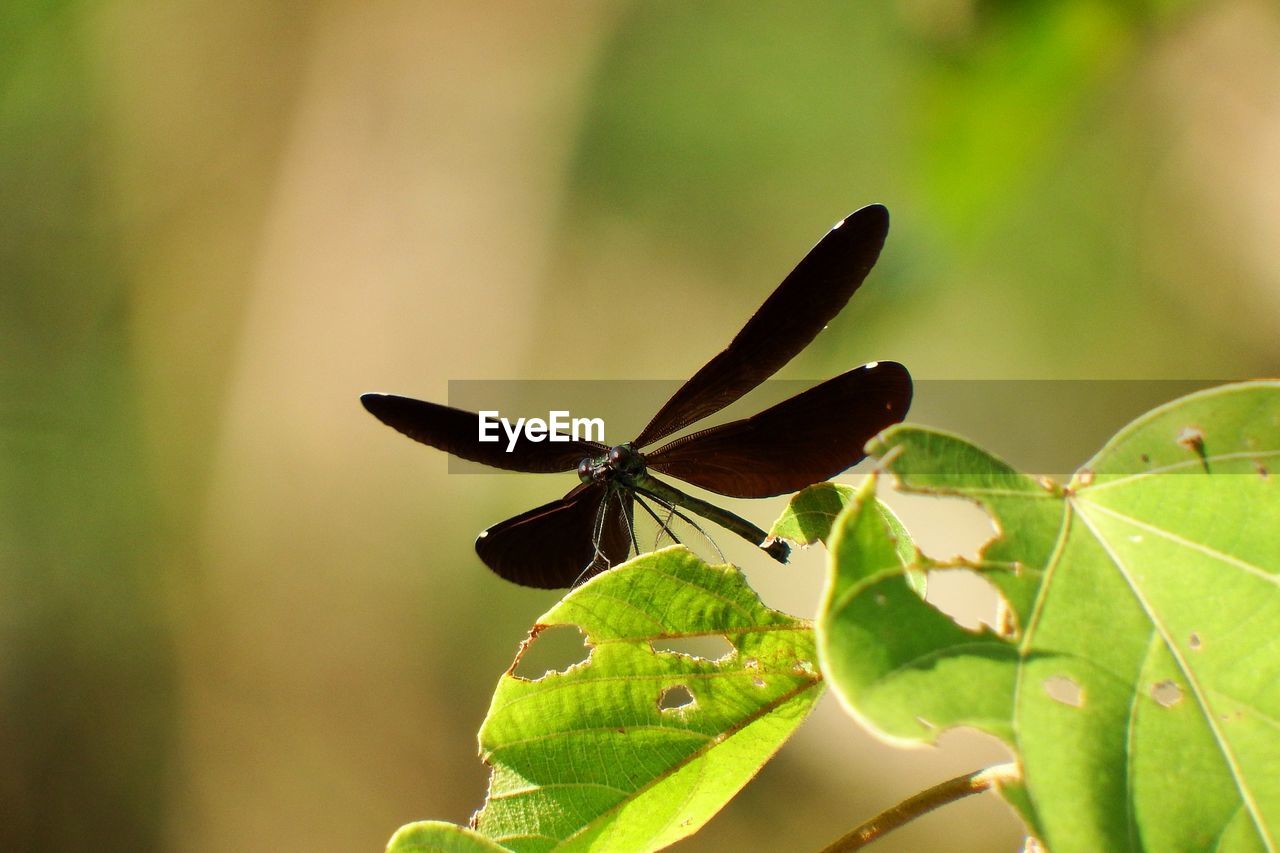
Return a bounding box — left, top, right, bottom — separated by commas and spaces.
885, 490, 994, 558
1043, 676, 1084, 707
650, 634, 734, 660
1188, 632, 1203, 650
511, 625, 591, 680
658, 684, 695, 711
1151, 680, 1183, 707
925, 569, 1003, 631
752, 677, 766, 688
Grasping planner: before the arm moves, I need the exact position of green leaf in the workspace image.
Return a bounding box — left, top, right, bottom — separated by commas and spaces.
472, 547, 822, 852
772, 481, 922, 594
771, 482, 858, 545
822, 382, 1280, 850
387, 821, 510, 852
819, 476, 1019, 744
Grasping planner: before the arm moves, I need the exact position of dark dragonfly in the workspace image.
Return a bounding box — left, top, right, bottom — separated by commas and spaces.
362, 204, 911, 588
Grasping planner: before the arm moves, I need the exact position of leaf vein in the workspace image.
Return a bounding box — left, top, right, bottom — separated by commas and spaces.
1078, 500, 1278, 583
1075, 508, 1273, 849
1080, 449, 1280, 492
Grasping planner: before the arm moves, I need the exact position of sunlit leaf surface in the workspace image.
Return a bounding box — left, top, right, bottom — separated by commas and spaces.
471, 547, 822, 852
387, 820, 510, 852
819, 382, 1280, 850
772, 481, 921, 592
771, 482, 859, 545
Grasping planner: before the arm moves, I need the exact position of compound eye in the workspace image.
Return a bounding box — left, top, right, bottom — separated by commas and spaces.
608, 445, 627, 465
577, 459, 592, 483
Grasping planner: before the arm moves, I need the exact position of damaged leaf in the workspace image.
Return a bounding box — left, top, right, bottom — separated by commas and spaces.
471, 546, 822, 852
821, 381, 1280, 850
770, 482, 860, 545
386, 820, 510, 852
771, 481, 924, 595
770, 482, 911, 554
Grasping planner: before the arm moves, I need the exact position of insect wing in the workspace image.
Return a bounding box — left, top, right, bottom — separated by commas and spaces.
631, 492, 726, 565
634, 204, 890, 447
361, 393, 605, 473
475, 483, 632, 588
645, 361, 912, 498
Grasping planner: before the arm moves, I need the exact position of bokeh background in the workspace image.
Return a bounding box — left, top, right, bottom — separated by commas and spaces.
4, 1, 1279, 851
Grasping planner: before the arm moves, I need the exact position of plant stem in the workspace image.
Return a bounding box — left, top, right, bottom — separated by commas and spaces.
819, 763, 1020, 851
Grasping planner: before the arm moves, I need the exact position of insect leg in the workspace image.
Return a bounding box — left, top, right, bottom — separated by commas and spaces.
633, 492, 683, 549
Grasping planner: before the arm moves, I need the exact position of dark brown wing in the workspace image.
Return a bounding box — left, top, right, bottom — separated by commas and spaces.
634, 204, 891, 448
361, 393, 605, 473
645, 361, 912, 498
474, 483, 633, 589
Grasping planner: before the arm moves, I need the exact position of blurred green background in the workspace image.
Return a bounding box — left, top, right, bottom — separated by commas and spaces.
3, 1, 1278, 851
